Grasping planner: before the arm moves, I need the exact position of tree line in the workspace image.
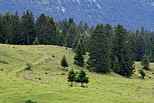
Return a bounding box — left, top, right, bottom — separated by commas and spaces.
0, 11, 89, 47
1, 11, 154, 77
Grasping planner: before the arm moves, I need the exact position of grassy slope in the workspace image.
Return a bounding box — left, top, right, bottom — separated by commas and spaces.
0, 44, 154, 103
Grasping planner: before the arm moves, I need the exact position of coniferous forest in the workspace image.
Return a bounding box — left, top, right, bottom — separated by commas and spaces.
1, 11, 154, 77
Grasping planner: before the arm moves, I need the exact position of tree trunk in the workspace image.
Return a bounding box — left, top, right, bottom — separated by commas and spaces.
71, 82, 73, 87
81, 83, 84, 87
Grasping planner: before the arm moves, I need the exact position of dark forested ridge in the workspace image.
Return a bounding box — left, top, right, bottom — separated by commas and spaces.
0, 0, 154, 30
0, 11, 154, 77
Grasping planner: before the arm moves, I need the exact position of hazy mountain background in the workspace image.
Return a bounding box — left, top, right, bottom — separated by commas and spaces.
0, 0, 154, 30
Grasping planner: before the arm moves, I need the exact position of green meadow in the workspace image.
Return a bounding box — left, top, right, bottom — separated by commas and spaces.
0, 44, 154, 103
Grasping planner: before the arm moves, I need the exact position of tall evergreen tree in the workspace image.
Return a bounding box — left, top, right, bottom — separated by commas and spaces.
112, 24, 134, 77
150, 43, 154, 62
20, 11, 35, 44
113, 57, 121, 73
46, 17, 62, 45
88, 24, 110, 73
72, 37, 79, 50
10, 11, 21, 44
65, 25, 78, 47
36, 14, 48, 44
74, 41, 84, 67
141, 54, 149, 70
0, 13, 3, 43
80, 37, 86, 55
1, 12, 12, 43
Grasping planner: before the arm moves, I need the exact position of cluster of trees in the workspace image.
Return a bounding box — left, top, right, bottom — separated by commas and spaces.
0, 11, 90, 47
87, 24, 134, 77
68, 69, 89, 87
60, 56, 89, 87
1, 11, 154, 78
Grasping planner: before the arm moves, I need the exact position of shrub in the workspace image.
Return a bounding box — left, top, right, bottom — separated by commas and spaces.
139, 70, 146, 79
26, 63, 32, 70
25, 100, 37, 103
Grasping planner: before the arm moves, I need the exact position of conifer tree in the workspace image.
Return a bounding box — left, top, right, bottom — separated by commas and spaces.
65, 25, 78, 47
33, 37, 39, 45
72, 37, 78, 50
112, 24, 135, 77
36, 13, 48, 44
75, 70, 89, 87
74, 41, 84, 67
113, 57, 121, 73
20, 11, 35, 45
4, 39, 9, 44
67, 69, 76, 87
46, 17, 61, 45
1, 12, 12, 43
61, 55, 69, 69
150, 43, 154, 62
80, 37, 86, 55
88, 24, 110, 73
0, 13, 3, 43
10, 11, 21, 44
141, 54, 149, 70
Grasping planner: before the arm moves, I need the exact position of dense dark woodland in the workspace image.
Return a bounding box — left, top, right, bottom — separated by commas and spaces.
0, 11, 154, 77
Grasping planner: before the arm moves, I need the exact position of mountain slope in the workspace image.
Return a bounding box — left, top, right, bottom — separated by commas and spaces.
0, 44, 154, 103
0, 0, 154, 30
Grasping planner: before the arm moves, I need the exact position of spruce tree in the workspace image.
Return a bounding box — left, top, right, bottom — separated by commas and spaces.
141, 54, 149, 70
74, 41, 84, 67
72, 37, 78, 50
61, 56, 69, 69
80, 37, 86, 55
33, 37, 39, 45
150, 43, 154, 62
10, 11, 21, 44
65, 25, 78, 48
36, 13, 48, 44
88, 24, 110, 73
20, 11, 35, 45
1, 12, 12, 43
4, 39, 9, 44
0, 13, 3, 43
112, 24, 135, 77
67, 69, 76, 87
75, 70, 89, 87
113, 57, 121, 73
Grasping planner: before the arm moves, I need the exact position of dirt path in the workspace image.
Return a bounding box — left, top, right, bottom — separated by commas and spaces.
16, 58, 51, 74
25, 75, 48, 84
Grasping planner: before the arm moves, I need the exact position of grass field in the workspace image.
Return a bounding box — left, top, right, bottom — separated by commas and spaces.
0, 44, 154, 103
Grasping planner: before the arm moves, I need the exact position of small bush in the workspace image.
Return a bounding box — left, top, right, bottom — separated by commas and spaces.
61, 73, 65, 75
45, 73, 48, 75
52, 55, 55, 58
26, 63, 32, 70
0, 60, 8, 64
39, 78, 41, 80
139, 70, 146, 79
1, 69, 3, 71
25, 100, 37, 103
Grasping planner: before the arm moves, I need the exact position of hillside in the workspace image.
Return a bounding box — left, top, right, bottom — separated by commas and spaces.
0, 0, 154, 30
0, 44, 154, 103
